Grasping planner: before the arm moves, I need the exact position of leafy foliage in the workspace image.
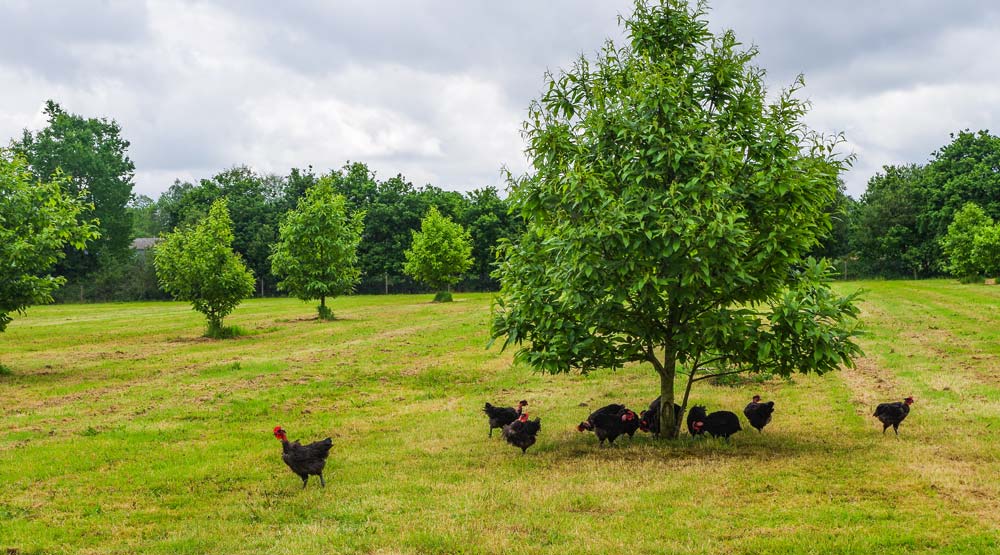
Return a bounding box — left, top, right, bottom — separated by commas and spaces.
0, 150, 99, 333
155, 167, 287, 296
847, 131, 1000, 279
154, 199, 255, 337
490, 0, 863, 438
13, 100, 135, 278
972, 224, 1000, 280
403, 206, 474, 298
850, 164, 934, 278
271, 178, 365, 319
940, 203, 992, 280
460, 187, 524, 290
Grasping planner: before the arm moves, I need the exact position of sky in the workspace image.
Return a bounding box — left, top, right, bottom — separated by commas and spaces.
2, 1, 998, 200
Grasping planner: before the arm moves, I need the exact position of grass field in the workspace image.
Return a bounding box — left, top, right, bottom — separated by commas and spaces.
1, 281, 998, 554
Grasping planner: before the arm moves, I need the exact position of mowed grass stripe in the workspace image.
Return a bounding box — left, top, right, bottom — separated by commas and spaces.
834, 280, 1000, 532
1, 287, 997, 554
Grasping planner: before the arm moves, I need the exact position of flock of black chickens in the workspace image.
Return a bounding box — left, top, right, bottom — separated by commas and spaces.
485, 394, 916, 455
271, 395, 915, 487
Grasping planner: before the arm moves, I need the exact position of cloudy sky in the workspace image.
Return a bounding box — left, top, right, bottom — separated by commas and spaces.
2, 1, 998, 199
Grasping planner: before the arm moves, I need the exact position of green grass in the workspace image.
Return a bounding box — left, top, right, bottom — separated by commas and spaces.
1, 283, 998, 554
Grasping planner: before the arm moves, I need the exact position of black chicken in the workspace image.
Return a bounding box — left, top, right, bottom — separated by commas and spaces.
638, 396, 684, 435
874, 396, 914, 435
577, 404, 637, 445
502, 413, 541, 453
687, 405, 742, 440
483, 400, 528, 437
743, 395, 775, 433
273, 426, 333, 488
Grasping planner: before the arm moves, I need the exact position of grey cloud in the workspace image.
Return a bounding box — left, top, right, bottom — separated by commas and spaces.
0, 1, 149, 82
2, 1, 999, 201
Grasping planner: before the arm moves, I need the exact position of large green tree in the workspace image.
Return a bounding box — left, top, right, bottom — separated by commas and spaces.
0, 150, 99, 334
13, 100, 135, 278
490, 0, 863, 438
271, 178, 365, 320
403, 206, 473, 301
154, 199, 255, 337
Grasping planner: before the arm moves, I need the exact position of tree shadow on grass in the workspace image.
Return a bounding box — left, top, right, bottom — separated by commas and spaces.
528, 429, 874, 464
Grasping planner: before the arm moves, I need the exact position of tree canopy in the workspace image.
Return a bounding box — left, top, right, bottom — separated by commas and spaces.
0, 150, 99, 334
154, 199, 255, 337
490, 0, 863, 438
13, 100, 135, 278
271, 178, 365, 319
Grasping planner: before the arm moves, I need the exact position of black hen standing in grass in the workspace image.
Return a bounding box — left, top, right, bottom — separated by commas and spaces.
577, 404, 637, 446
687, 405, 742, 440
874, 396, 914, 436
273, 426, 333, 488
638, 396, 684, 435
743, 395, 775, 433
483, 400, 528, 437
502, 413, 541, 453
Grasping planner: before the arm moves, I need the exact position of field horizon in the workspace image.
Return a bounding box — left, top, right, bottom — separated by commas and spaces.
2, 281, 998, 554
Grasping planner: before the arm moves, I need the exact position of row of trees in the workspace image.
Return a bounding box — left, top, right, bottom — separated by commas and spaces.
10, 97, 1000, 311
818, 130, 1000, 280
154, 189, 475, 336
136, 162, 516, 298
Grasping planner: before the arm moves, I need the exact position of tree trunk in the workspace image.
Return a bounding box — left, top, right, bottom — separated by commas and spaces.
657, 353, 678, 439
678, 367, 698, 436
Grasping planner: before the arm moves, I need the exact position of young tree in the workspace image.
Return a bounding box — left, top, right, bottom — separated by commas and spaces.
403, 206, 473, 301
0, 151, 99, 335
972, 225, 1000, 280
14, 100, 135, 278
154, 199, 255, 337
271, 178, 365, 320
940, 202, 992, 281
490, 0, 863, 438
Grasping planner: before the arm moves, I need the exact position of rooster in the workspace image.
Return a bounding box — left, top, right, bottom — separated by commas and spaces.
483, 400, 528, 437
577, 404, 637, 445
687, 405, 741, 440
874, 396, 914, 436
502, 413, 541, 453
743, 395, 775, 433
273, 426, 333, 488
638, 396, 684, 435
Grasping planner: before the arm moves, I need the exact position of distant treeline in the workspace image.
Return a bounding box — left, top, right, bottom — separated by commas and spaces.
127, 163, 521, 299
9, 102, 1000, 303
814, 130, 1000, 280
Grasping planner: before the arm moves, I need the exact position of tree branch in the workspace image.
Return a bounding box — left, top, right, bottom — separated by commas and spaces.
691, 368, 747, 382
